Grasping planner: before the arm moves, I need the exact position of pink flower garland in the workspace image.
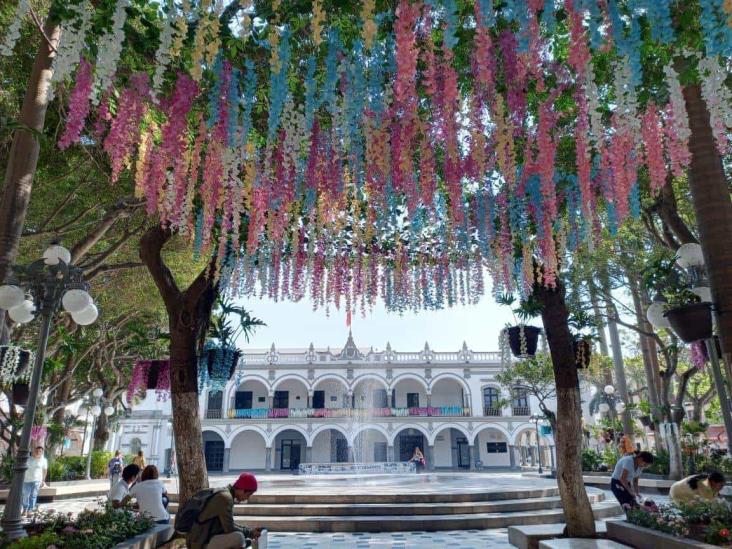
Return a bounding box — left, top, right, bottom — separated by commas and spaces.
690, 340, 707, 371
641, 103, 667, 195
58, 57, 93, 150
104, 73, 149, 183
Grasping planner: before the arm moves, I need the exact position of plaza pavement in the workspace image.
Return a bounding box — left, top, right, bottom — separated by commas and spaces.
1, 472, 651, 548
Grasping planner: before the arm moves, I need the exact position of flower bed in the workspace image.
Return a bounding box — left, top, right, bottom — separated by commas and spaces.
626, 498, 732, 546
0, 505, 155, 548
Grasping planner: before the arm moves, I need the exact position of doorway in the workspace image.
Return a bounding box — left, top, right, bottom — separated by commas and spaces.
399, 434, 424, 461
280, 439, 301, 470
456, 437, 470, 469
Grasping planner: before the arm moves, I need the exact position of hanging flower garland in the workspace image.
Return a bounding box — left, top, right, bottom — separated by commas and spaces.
197, 341, 240, 393
127, 359, 171, 403
0, 345, 34, 387
91, 0, 129, 104
47, 1, 92, 102
0, 0, 30, 57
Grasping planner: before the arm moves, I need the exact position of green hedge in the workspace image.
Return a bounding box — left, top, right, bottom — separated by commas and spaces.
47, 451, 113, 481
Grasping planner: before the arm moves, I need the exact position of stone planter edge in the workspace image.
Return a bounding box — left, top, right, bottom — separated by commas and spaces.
113, 524, 175, 549
606, 519, 719, 549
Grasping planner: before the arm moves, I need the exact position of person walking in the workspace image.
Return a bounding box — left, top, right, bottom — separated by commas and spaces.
22, 446, 48, 516
132, 450, 146, 469
107, 450, 124, 489
610, 451, 654, 510
670, 472, 726, 504
129, 465, 170, 524
180, 472, 261, 549
108, 463, 140, 508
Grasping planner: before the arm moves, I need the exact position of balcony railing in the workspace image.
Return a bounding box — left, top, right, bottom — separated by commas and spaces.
512, 406, 530, 416
206, 409, 222, 419
226, 406, 471, 419
483, 407, 502, 417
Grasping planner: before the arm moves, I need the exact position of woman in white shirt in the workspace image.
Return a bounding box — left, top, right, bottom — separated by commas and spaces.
22, 446, 48, 516
129, 465, 169, 524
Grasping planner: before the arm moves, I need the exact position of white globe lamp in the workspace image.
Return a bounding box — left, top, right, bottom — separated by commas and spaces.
90, 405, 102, 417
604, 385, 615, 395
676, 243, 705, 269
72, 303, 98, 326
62, 289, 91, 314
104, 406, 115, 416
598, 402, 610, 413
42, 245, 71, 266
616, 402, 626, 414
8, 300, 35, 324
93, 388, 104, 398
646, 301, 671, 329
0, 285, 24, 310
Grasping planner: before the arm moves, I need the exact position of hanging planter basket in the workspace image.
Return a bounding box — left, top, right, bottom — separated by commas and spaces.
12, 382, 29, 406
506, 326, 541, 358
146, 360, 167, 390
127, 359, 171, 403
200, 345, 240, 384
664, 302, 713, 343
639, 415, 654, 429
573, 338, 592, 369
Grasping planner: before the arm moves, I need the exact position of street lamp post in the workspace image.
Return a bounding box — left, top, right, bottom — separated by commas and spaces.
597, 385, 627, 450
530, 413, 544, 474
646, 243, 732, 458
0, 245, 97, 540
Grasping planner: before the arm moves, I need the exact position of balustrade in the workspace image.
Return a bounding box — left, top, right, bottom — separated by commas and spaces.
225, 405, 472, 419
512, 406, 531, 416
483, 407, 502, 417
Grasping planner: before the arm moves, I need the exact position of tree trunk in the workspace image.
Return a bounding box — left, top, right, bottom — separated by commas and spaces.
140, 225, 217, 505
628, 277, 661, 419
0, 22, 61, 344
535, 279, 596, 537
93, 411, 109, 452
684, 85, 732, 362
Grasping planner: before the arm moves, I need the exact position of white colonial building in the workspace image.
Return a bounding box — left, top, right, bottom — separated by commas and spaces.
115, 333, 560, 473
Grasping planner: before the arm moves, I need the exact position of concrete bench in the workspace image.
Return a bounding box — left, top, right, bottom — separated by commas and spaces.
508, 521, 608, 549
539, 540, 631, 549
582, 475, 674, 494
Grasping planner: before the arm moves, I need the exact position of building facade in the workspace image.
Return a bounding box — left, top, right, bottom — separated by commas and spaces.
116, 333, 558, 473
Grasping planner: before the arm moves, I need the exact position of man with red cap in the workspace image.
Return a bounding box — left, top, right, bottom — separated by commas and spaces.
186, 472, 261, 549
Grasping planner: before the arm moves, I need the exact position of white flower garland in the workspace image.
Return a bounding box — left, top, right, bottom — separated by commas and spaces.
499, 327, 512, 370
699, 55, 732, 154
585, 62, 603, 150
92, 0, 129, 105
0, 0, 30, 57
151, 0, 176, 100
663, 62, 692, 145
613, 58, 640, 137
47, 1, 92, 102
0, 345, 35, 385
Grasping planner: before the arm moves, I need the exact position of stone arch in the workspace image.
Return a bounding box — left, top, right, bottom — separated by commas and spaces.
470, 423, 512, 445
309, 424, 351, 447
351, 424, 390, 445
228, 425, 269, 447
270, 374, 311, 394
389, 423, 431, 446
472, 425, 512, 468
312, 373, 350, 392
510, 424, 536, 445
229, 428, 268, 470
201, 426, 228, 444
428, 423, 471, 446
269, 424, 309, 447
429, 373, 471, 397
389, 373, 429, 392
225, 375, 270, 408
350, 373, 389, 391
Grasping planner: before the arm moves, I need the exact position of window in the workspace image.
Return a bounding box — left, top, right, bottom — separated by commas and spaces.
512, 388, 529, 414
407, 393, 420, 408
235, 391, 252, 409
312, 390, 325, 409
273, 390, 289, 409
207, 391, 223, 410
129, 437, 142, 455
483, 387, 501, 415
486, 442, 508, 453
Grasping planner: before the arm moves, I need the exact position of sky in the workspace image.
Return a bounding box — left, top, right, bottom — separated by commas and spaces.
236, 293, 516, 353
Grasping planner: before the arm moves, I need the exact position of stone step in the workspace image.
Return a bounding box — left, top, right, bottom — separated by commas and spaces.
169, 486, 563, 505
226, 500, 623, 532
509, 521, 609, 549
169, 493, 604, 517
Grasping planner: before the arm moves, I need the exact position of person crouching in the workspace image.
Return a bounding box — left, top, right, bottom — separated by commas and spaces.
670, 472, 726, 504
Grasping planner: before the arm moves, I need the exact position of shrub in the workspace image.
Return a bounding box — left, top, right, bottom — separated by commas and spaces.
627, 504, 689, 537
91, 451, 113, 479
3, 504, 155, 549
48, 456, 87, 481
645, 450, 670, 476
582, 448, 602, 472
601, 445, 619, 470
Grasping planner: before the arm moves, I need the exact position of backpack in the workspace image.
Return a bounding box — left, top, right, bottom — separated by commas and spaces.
174, 488, 222, 533
109, 458, 121, 476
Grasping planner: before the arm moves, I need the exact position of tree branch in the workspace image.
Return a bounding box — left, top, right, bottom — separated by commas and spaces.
139, 224, 182, 311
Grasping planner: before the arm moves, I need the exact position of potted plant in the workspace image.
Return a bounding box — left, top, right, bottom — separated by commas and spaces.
1, 346, 34, 406
496, 294, 543, 359
636, 400, 654, 428
663, 289, 713, 343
